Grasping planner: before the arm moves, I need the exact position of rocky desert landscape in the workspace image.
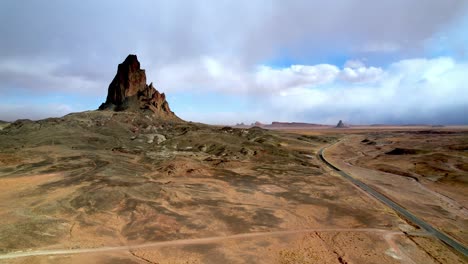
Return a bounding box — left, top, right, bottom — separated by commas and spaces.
0, 55, 466, 263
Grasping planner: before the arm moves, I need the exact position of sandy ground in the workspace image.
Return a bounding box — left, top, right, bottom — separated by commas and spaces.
2, 229, 463, 264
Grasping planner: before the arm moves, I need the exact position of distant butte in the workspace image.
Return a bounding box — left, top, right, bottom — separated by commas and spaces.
336, 120, 348, 128
99, 54, 179, 120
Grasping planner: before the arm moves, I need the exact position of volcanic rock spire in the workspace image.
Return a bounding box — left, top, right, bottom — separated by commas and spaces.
99, 55, 178, 119
335, 120, 347, 128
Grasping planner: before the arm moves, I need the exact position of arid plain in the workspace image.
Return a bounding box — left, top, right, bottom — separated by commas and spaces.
0, 117, 467, 263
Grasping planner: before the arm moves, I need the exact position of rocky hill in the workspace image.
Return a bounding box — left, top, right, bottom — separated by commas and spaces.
99, 55, 180, 120
0, 100, 324, 258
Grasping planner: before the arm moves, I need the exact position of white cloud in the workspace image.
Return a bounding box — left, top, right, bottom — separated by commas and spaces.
153, 56, 250, 94
153, 57, 341, 94
340, 65, 383, 83
344, 60, 365, 69
1, 0, 465, 97
266, 57, 468, 125
0, 58, 106, 96
152, 56, 468, 125
156, 57, 382, 94
0, 103, 76, 121
254, 64, 339, 92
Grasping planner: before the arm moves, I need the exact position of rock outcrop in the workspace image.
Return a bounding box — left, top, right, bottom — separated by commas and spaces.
335, 120, 348, 128
99, 55, 179, 119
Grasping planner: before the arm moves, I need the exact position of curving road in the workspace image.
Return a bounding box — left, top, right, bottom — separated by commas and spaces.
318, 144, 468, 258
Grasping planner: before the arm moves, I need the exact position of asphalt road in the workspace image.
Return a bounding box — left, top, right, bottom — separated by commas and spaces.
318, 146, 468, 258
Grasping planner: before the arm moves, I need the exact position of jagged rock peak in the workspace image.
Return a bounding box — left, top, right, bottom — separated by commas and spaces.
99, 54, 179, 119
336, 120, 347, 128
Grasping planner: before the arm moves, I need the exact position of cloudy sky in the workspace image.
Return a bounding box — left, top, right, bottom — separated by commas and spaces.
1, 0, 467, 125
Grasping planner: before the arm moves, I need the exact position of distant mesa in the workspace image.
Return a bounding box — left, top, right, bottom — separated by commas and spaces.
335, 120, 349, 128
233, 121, 332, 129
99, 54, 179, 120
269, 122, 329, 128
252, 121, 264, 127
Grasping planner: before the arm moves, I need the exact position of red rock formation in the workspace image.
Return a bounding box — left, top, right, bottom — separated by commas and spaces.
99, 55, 179, 119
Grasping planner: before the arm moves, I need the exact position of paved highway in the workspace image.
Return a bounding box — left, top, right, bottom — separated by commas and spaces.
318, 145, 468, 258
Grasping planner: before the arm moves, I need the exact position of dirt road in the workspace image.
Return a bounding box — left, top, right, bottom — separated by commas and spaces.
0, 228, 402, 260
